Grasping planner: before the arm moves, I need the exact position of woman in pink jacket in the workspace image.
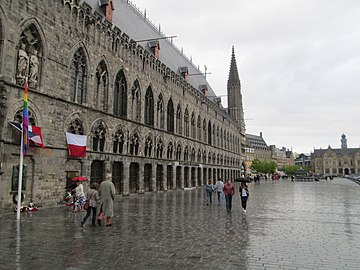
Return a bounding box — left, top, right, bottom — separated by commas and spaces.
223, 180, 235, 212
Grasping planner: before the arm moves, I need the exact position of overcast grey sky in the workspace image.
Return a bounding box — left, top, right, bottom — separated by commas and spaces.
131, 0, 360, 154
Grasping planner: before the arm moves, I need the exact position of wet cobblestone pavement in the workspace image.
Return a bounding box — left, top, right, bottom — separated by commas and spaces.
1, 178, 360, 270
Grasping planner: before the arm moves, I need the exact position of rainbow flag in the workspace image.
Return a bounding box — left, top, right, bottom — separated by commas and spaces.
22, 78, 29, 155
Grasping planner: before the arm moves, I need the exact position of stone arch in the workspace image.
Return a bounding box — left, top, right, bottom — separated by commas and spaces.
68, 41, 91, 68
68, 42, 90, 104
90, 119, 109, 152
64, 112, 87, 134
112, 124, 126, 154
144, 85, 154, 126
8, 99, 43, 127
113, 68, 128, 118
94, 59, 110, 111
131, 78, 141, 122
15, 18, 47, 89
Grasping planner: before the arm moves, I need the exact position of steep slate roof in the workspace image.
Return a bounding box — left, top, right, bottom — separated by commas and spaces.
313, 148, 360, 157
246, 133, 268, 150
84, 0, 217, 98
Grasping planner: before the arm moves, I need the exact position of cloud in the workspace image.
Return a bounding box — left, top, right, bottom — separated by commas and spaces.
132, 0, 360, 153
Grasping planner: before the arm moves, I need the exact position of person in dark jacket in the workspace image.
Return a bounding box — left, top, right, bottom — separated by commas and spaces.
239, 182, 249, 213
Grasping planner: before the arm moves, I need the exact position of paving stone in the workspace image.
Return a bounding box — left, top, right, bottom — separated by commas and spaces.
0, 178, 360, 269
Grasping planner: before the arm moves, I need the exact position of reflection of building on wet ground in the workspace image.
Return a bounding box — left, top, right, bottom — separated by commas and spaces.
1, 179, 360, 269
0, 0, 247, 209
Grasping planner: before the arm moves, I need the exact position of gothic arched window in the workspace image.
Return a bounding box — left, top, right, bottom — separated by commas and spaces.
70, 48, 87, 104
114, 70, 127, 118
197, 116, 201, 141
129, 133, 139, 156
144, 136, 153, 157
176, 104, 182, 135
191, 112, 196, 139
113, 129, 125, 154
68, 118, 85, 135
167, 98, 174, 133
157, 94, 164, 129
95, 61, 108, 111
176, 143, 182, 161
92, 122, 106, 152
131, 80, 141, 122
156, 139, 163, 158
167, 142, 173, 160
144, 86, 154, 126
191, 147, 195, 162
203, 119, 207, 143
184, 108, 189, 137
183, 146, 189, 161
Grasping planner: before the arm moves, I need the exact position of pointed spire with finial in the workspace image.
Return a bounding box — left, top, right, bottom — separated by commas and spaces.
227, 46, 245, 134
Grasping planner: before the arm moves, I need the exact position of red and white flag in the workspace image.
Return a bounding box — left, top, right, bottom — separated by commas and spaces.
66, 132, 87, 157
29, 125, 45, 148
9, 122, 45, 148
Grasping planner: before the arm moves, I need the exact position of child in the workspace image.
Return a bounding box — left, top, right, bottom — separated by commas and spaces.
81, 182, 99, 227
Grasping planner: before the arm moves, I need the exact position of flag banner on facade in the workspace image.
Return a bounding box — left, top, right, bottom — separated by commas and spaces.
22, 78, 29, 155
66, 132, 87, 157
9, 122, 45, 149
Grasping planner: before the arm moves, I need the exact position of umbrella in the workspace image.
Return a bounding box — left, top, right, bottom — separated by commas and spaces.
72, 176, 88, 181
235, 177, 251, 183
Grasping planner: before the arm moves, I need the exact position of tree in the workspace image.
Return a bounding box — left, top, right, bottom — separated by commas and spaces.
281, 165, 301, 175
251, 159, 277, 174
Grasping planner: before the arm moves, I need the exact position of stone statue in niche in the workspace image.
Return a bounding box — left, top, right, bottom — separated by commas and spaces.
29, 48, 39, 88
16, 43, 29, 85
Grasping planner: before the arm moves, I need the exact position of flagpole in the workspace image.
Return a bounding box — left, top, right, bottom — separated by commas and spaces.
17, 71, 29, 220
16, 133, 24, 220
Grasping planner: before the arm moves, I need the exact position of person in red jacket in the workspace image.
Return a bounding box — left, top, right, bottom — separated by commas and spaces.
223, 180, 235, 212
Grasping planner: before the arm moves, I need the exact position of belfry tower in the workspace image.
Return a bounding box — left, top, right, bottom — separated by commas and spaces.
227, 46, 245, 135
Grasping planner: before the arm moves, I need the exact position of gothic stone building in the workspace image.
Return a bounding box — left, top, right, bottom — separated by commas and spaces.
312, 134, 360, 177
0, 0, 246, 209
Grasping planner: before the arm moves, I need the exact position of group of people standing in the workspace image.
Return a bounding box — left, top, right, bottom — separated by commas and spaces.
206, 179, 249, 213
68, 173, 116, 227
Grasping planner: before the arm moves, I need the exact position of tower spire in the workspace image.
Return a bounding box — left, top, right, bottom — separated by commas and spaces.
227, 46, 245, 134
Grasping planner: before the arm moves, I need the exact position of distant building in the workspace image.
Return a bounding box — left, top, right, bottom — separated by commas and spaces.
270, 146, 294, 168
311, 134, 360, 176
245, 132, 271, 161
295, 153, 311, 168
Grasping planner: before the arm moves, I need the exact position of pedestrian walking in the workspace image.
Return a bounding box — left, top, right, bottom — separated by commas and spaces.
239, 182, 249, 213
223, 180, 235, 212
214, 179, 224, 206
205, 179, 214, 205
98, 173, 116, 226
73, 181, 85, 213
81, 182, 99, 228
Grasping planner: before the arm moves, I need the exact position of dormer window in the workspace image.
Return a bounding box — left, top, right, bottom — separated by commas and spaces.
99, 0, 114, 22
200, 85, 208, 96
179, 67, 188, 80
214, 97, 222, 106
148, 40, 160, 58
